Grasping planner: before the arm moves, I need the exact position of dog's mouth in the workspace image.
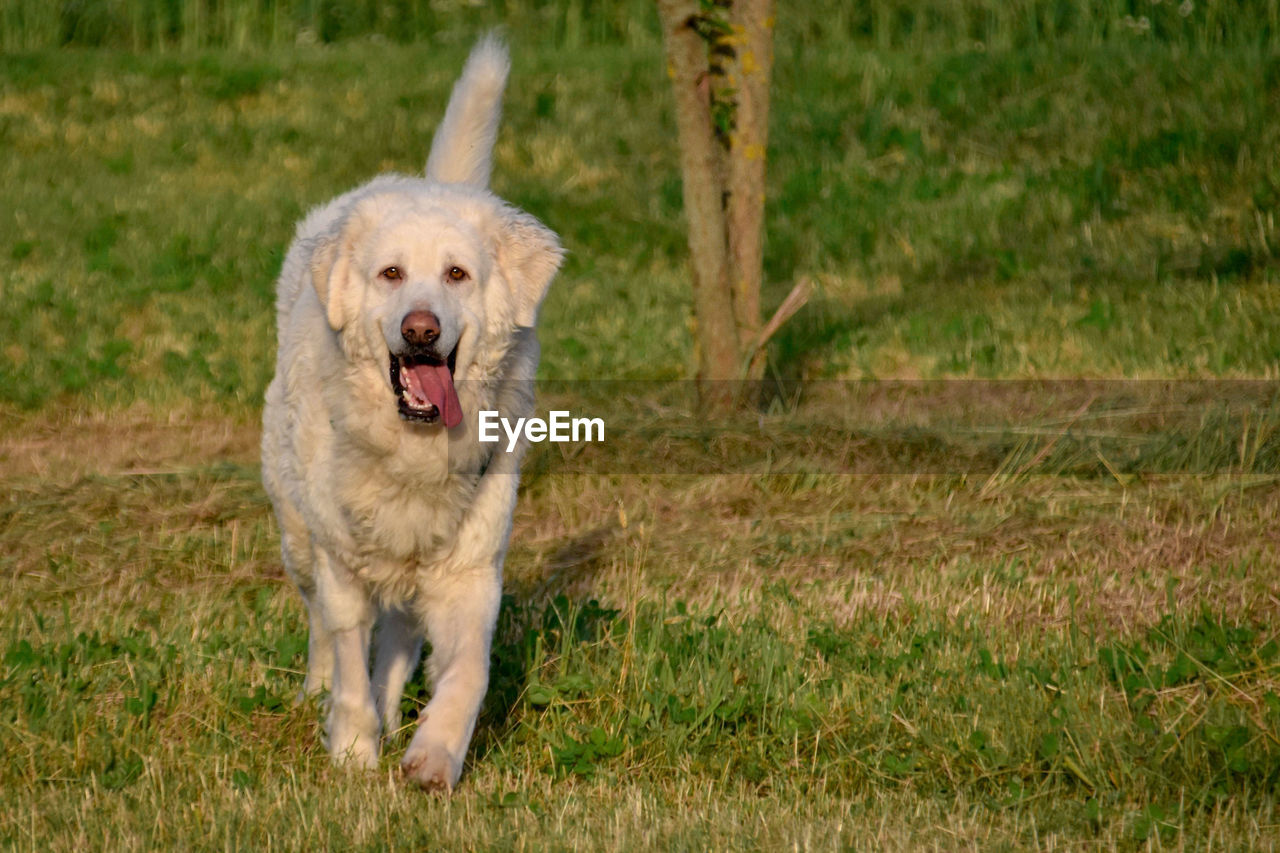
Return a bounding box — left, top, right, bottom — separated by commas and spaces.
389, 346, 462, 428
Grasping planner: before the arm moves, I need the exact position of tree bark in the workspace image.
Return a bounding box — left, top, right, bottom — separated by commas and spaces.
726, 0, 774, 381
657, 0, 740, 412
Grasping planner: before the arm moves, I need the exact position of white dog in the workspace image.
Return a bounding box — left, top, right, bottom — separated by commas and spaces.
261, 37, 561, 791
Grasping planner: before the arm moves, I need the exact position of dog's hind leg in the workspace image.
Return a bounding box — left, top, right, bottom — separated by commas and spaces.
277, 522, 334, 700
314, 549, 380, 769
300, 589, 335, 698
371, 606, 424, 737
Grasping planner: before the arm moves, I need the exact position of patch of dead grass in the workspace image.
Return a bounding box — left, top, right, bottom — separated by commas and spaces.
3, 409, 1276, 638
0, 405, 260, 481
510, 470, 1279, 635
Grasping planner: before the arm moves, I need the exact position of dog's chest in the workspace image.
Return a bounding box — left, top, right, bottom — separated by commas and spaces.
330, 442, 478, 584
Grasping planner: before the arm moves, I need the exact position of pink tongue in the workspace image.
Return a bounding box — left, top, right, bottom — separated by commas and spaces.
407, 362, 463, 428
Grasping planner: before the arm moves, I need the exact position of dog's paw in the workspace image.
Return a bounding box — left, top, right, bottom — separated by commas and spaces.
326, 710, 381, 770
328, 733, 379, 770
401, 744, 461, 793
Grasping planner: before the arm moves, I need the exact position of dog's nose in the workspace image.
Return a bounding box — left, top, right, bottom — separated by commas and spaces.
401, 310, 440, 347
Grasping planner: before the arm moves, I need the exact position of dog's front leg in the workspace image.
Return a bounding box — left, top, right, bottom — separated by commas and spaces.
400, 570, 501, 792
315, 549, 380, 769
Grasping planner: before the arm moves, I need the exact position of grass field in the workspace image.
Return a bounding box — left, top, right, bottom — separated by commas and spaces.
2, 6, 1280, 849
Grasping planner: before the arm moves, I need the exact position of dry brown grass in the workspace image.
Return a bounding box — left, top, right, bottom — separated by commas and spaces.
545, 474, 1279, 630
0, 406, 261, 481
4, 406, 1275, 635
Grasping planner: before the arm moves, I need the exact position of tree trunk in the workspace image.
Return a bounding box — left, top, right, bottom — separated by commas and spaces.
657, 0, 740, 412
726, 0, 774, 381
657, 0, 782, 412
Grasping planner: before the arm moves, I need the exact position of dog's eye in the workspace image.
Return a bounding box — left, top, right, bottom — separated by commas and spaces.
447, 266, 468, 282
380, 266, 403, 282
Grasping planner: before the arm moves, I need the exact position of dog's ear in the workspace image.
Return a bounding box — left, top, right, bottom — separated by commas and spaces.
310, 208, 368, 331
495, 206, 562, 328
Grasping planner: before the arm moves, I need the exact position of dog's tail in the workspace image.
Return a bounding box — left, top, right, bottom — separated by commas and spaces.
425, 35, 510, 189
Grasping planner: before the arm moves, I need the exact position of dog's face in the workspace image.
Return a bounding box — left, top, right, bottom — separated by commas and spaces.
310, 185, 561, 428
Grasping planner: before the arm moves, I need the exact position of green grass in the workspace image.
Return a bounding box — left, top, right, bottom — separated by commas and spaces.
2, 13, 1279, 851
2, 39, 1278, 411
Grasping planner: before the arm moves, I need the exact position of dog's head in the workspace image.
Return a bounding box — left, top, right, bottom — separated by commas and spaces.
309, 184, 561, 428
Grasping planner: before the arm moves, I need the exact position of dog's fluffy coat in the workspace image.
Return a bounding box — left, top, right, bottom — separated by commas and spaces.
261, 38, 561, 791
